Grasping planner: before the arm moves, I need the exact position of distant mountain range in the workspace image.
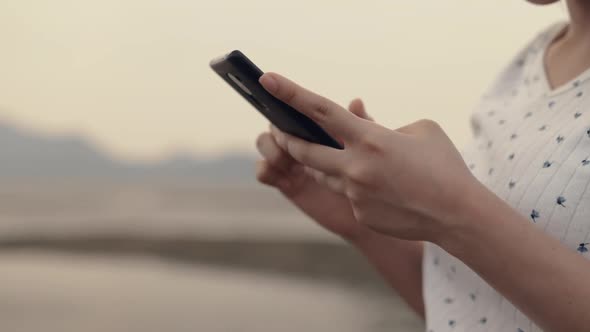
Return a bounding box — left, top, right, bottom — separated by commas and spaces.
0, 122, 255, 181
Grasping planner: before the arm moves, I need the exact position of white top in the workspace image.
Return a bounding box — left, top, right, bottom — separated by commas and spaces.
423, 22, 590, 332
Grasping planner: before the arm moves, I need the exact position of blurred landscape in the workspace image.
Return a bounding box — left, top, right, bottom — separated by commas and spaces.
0, 121, 423, 332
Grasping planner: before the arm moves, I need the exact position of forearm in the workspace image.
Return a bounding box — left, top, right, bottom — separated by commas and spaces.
437, 182, 590, 332
351, 228, 425, 317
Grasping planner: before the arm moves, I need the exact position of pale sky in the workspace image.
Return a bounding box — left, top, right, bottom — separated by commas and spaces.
0, 0, 566, 161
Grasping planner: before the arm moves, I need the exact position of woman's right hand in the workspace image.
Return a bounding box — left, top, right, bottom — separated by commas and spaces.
255, 98, 372, 241
257, 100, 425, 316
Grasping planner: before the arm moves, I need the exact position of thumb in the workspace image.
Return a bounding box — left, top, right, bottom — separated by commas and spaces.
348, 98, 373, 122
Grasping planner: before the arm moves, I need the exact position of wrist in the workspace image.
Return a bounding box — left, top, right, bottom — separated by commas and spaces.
345, 224, 380, 249
431, 177, 495, 253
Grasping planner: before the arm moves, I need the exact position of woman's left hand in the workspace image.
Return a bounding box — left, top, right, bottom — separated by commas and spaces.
259, 72, 481, 242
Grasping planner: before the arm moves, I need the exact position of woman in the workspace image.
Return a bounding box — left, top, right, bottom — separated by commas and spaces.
254, 0, 590, 331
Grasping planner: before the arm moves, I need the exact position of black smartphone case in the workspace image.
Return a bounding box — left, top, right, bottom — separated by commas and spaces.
209, 50, 343, 149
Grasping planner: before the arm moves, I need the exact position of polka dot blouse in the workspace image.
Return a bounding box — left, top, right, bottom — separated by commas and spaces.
423, 22, 590, 332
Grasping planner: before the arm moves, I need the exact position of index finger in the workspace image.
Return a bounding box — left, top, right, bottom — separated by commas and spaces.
270, 125, 346, 175
259, 72, 363, 143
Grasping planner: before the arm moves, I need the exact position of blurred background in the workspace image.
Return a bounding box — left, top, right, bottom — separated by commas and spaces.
0, 1, 565, 331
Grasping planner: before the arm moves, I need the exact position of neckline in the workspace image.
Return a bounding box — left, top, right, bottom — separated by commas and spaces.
539, 21, 590, 97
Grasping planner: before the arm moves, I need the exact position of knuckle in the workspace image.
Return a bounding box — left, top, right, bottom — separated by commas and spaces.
281, 85, 298, 103
256, 168, 278, 186
255, 166, 269, 183
416, 118, 441, 132
345, 185, 364, 201
312, 169, 326, 183
353, 209, 367, 224
325, 175, 344, 193
357, 131, 384, 154
255, 170, 267, 183
255, 133, 268, 150
345, 163, 374, 186
267, 149, 283, 166
350, 206, 375, 229
291, 142, 310, 164
311, 99, 331, 123
349, 207, 384, 232
256, 133, 279, 161
302, 97, 333, 125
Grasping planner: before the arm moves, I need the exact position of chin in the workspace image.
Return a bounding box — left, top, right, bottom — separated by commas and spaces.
526, 0, 560, 4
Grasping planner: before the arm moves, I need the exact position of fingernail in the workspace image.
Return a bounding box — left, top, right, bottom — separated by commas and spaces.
259, 74, 278, 93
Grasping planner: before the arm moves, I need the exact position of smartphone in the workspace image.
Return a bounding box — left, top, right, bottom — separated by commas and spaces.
209, 50, 343, 149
